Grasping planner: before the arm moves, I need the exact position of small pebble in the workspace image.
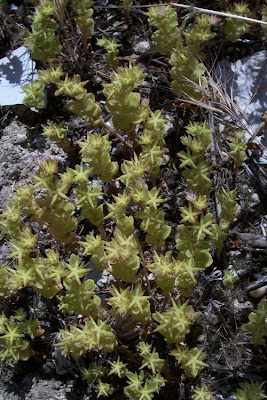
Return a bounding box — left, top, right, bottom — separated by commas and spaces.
162, 154, 170, 165
13, 133, 27, 144
232, 299, 253, 313
250, 192, 260, 207
219, 123, 226, 133
248, 284, 267, 298
133, 41, 150, 54
204, 312, 218, 325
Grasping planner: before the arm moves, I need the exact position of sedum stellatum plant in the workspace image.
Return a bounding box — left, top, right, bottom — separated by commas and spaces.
1, 1, 262, 398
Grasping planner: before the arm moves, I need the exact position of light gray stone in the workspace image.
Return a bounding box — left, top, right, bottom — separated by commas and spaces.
0, 121, 66, 205
133, 41, 150, 54
217, 50, 267, 162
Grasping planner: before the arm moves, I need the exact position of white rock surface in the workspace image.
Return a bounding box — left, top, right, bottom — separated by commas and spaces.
0, 46, 38, 106
216, 50, 267, 161
0, 121, 66, 205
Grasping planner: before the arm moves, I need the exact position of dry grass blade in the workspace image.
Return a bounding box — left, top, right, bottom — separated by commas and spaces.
179, 70, 251, 134
95, 1, 267, 28
170, 2, 267, 26
52, 0, 68, 23
51, 0, 80, 63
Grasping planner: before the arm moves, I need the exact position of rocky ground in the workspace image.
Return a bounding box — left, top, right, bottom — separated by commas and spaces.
0, 0, 266, 399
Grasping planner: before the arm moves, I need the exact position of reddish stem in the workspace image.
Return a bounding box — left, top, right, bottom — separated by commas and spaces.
101, 120, 133, 150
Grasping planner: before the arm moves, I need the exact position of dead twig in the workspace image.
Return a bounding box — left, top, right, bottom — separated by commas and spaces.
229, 231, 267, 248
170, 3, 267, 26
96, 1, 267, 27
101, 120, 133, 150
246, 276, 267, 293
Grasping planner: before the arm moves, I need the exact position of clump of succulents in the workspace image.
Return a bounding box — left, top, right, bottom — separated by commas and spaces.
0, 2, 259, 399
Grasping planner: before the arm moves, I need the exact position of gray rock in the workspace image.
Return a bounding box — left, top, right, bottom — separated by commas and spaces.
216, 50, 267, 162
164, 119, 175, 137
0, 121, 66, 206
24, 378, 73, 400
0, 46, 38, 107
232, 299, 253, 314
0, 391, 20, 400
249, 192, 260, 207
133, 41, 150, 55
13, 132, 28, 145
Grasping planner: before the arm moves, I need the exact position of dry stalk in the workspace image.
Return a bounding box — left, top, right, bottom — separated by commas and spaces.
179, 72, 267, 156
52, 0, 81, 63
52, 0, 68, 24
170, 3, 267, 26
96, 1, 267, 28
178, 70, 252, 135
100, 120, 133, 150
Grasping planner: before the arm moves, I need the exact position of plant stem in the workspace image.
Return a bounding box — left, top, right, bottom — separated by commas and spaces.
134, 231, 152, 293
160, 294, 169, 312
81, 34, 89, 58
101, 120, 133, 150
